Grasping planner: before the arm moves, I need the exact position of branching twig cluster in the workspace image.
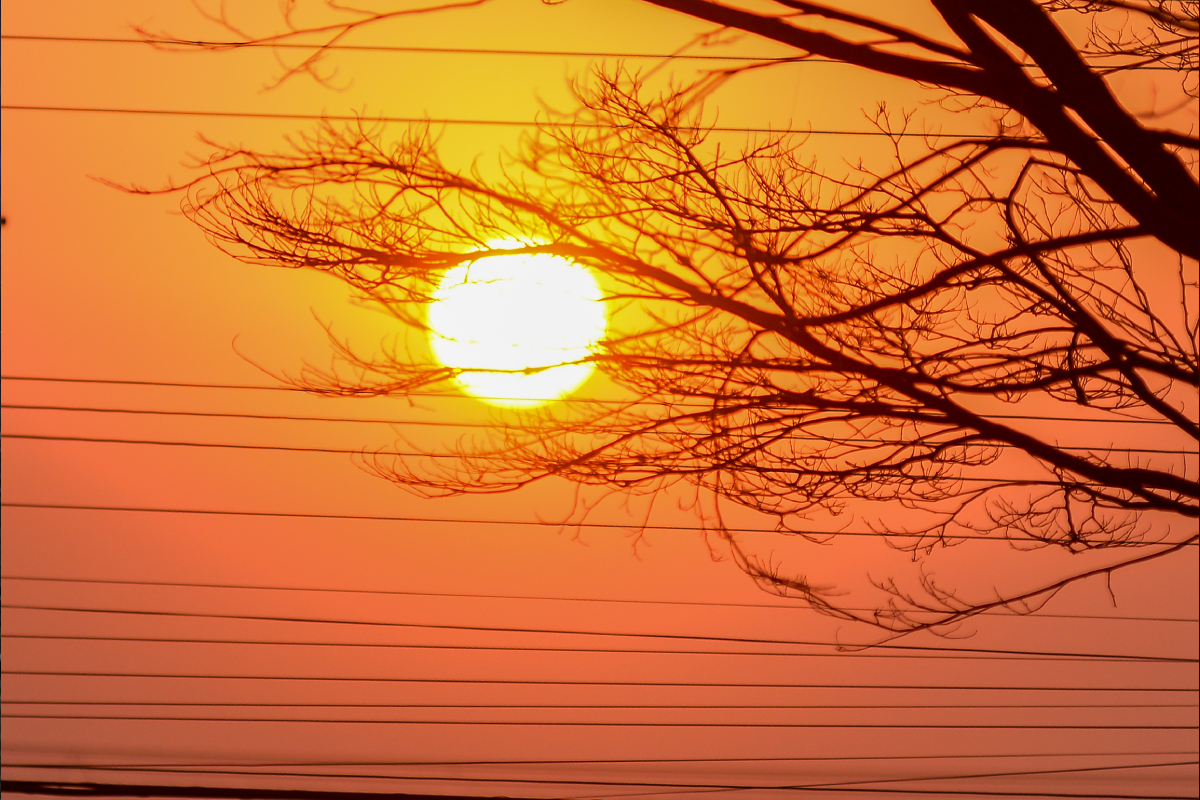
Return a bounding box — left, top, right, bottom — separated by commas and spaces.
139, 0, 1198, 633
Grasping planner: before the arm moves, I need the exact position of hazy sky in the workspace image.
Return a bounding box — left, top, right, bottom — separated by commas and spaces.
2, 1, 1197, 798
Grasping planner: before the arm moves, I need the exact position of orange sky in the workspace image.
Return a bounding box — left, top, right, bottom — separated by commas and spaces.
2, 1, 1197, 798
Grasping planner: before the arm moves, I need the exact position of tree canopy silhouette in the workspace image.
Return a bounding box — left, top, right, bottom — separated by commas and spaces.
146, 0, 1198, 632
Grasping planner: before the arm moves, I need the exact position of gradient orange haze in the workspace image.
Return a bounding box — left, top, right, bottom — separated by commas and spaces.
2, 1, 1197, 797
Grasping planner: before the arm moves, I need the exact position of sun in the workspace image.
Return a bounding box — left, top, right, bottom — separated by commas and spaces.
428, 248, 607, 407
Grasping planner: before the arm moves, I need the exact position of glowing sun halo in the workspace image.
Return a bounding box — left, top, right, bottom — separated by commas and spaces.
428, 250, 607, 407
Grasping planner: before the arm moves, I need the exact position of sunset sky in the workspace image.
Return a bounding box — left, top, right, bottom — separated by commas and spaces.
2, 1, 1197, 798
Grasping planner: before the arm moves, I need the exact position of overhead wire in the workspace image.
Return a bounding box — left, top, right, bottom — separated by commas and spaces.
3, 403, 1190, 455
5, 699, 1193, 711
6, 630, 1192, 663
6, 574, 1194, 623
7, 751, 1198, 769
575, 761, 1200, 800
2, 711, 1191, 729
0, 432, 469, 459
2, 374, 1183, 425
574, 760, 1200, 800
1, 759, 1196, 796
7, 669, 1194, 693
1, 104, 1039, 139
2, 775, 1196, 800
6, 433, 1182, 492
8, 501, 1199, 548
0, 34, 835, 61
0, 34, 1182, 72
0, 34, 910, 63
5, 601, 1195, 663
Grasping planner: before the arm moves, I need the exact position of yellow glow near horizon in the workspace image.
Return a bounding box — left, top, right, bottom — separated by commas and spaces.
428, 250, 607, 407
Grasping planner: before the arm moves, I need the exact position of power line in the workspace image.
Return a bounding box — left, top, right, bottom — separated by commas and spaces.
1, 375, 1180, 425
0, 781, 519, 800
3, 776, 1195, 800
0, 431, 441, 455
2, 760, 1197, 797
4, 403, 1188, 455
8, 501, 1199, 547
8, 669, 1194, 693
0, 103, 1051, 139
8, 751, 1198, 769
574, 760, 1200, 800
0, 34, 840, 62
0, 434, 1152, 489
592, 758, 1200, 798
3, 712, 1191, 729
7, 574, 1192, 623
9, 603, 1188, 663
6, 631, 1188, 664
1, 33, 1181, 71
5, 699, 1193, 711
0, 402, 479, 430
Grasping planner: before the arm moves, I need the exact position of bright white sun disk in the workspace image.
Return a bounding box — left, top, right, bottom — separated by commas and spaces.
428, 250, 607, 406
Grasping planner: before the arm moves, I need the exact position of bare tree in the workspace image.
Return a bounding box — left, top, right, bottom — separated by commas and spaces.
141, 0, 1198, 632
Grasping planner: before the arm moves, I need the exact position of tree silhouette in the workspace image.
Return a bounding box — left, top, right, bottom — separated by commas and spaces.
144, 0, 1198, 632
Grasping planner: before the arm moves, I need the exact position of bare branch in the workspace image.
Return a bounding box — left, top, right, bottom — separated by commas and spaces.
136, 1, 1199, 634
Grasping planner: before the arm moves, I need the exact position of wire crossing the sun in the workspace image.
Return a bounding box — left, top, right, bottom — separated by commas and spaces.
3, 375, 1182, 424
